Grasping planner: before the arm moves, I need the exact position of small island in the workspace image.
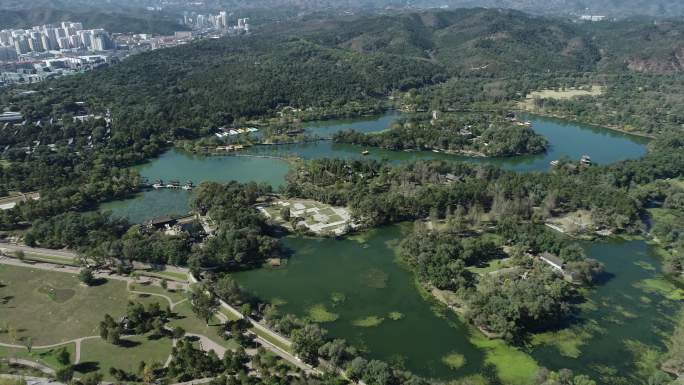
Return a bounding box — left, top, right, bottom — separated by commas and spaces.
333, 112, 549, 157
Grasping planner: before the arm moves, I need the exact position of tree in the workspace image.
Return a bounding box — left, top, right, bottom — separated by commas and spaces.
57, 347, 71, 366
291, 323, 326, 364
142, 362, 161, 384
172, 326, 186, 339
56, 366, 74, 382
346, 357, 368, 381
107, 328, 121, 345
190, 286, 219, 325
8, 325, 17, 343
362, 360, 394, 385
160, 279, 168, 291
79, 268, 95, 286
318, 339, 347, 367
78, 372, 103, 385
239, 303, 252, 318
214, 276, 246, 306
23, 337, 32, 353
280, 207, 290, 221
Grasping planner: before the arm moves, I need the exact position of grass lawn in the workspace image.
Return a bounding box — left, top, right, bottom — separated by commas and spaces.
0, 343, 76, 369
130, 282, 187, 303
21, 252, 78, 266
77, 334, 173, 380
668, 178, 684, 190
135, 270, 188, 282
466, 258, 510, 275
0, 265, 133, 345
251, 327, 292, 354
168, 301, 237, 350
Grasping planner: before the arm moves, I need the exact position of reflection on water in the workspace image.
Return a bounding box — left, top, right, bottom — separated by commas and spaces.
102, 112, 648, 223
97, 113, 674, 383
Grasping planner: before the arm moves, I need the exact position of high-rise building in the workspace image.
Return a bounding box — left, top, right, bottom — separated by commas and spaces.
58, 36, 70, 49
0, 31, 10, 45
219, 11, 228, 29
0, 46, 18, 61
41, 34, 52, 50
14, 37, 30, 54
69, 35, 83, 49
197, 15, 206, 28
78, 30, 92, 49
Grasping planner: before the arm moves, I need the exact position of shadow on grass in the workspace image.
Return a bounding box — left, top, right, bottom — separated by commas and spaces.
117, 339, 141, 348
73, 361, 100, 373
88, 278, 108, 287
147, 333, 167, 341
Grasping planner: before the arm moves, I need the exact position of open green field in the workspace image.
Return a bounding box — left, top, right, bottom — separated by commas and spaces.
0, 265, 133, 345
0, 343, 76, 368
135, 270, 188, 282
466, 258, 511, 275
19, 252, 78, 266
130, 281, 187, 303
77, 334, 173, 380
168, 301, 238, 350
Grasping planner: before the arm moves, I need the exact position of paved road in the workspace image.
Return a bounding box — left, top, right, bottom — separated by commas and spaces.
0, 243, 78, 260
1, 245, 324, 380
0, 374, 64, 385
4, 359, 55, 375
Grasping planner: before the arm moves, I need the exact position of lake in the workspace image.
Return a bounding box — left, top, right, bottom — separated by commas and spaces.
101, 112, 648, 223
234, 226, 681, 384
96, 112, 677, 384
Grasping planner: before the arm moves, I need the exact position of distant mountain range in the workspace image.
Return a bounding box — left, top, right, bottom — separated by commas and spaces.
176, 0, 684, 17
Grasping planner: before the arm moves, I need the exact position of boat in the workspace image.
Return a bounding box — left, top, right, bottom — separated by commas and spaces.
182, 180, 194, 190
362, 150, 370, 156
580, 154, 592, 166
152, 179, 164, 189
550, 160, 560, 167
167, 180, 181, 188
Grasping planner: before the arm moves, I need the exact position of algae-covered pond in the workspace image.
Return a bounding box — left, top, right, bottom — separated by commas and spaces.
234, 226, 681, 383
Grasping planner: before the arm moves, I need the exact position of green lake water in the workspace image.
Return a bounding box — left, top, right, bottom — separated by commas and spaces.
234, 225, 486, 379
95, 112, 681, 383
234, 226, 681, 383
101, 112, 648, 223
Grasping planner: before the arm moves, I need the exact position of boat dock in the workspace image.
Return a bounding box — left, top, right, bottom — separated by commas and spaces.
150, 179, 195, 190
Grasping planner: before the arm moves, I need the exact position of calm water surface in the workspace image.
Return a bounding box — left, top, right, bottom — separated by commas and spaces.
102, 112, 648, 223
234, 227, 680, 382
97, 112, 675, 383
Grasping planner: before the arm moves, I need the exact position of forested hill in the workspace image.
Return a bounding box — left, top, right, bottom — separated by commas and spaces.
298, 9, 684, 75
3, 8, 684, 146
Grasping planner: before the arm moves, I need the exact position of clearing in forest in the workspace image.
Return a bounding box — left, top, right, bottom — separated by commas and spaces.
520, 86, 605, 109
257, 198, 357, 236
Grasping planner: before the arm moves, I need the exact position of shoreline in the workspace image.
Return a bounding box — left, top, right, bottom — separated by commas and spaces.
516, 107, 656, 139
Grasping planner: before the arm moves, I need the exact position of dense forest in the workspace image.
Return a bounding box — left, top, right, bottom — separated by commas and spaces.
1, 7, 683, 385
333, 112, 548, 156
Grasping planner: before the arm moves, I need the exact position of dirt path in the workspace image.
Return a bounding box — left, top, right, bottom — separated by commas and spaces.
0, 335, 99, 366
5, 358, 55, 375
128, 287, 188, 310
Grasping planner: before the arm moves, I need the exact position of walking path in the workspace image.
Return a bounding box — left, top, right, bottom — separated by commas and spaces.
4, 359, 54, 375
1, 244, 324, 380
0, 243, 77, 260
